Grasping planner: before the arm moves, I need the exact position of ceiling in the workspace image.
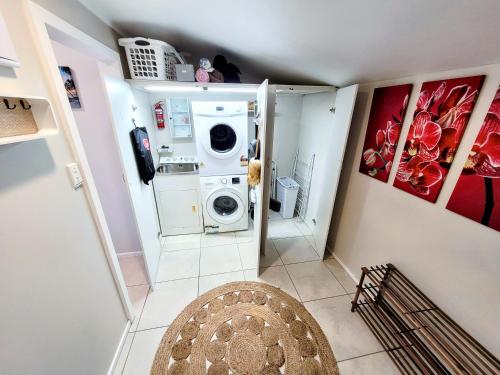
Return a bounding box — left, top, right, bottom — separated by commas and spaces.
79, 0, 500, 86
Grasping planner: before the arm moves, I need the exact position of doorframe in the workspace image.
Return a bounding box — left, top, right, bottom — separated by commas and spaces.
24, 1, 134, 320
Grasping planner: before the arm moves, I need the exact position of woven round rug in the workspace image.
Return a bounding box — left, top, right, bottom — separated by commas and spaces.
151, 281, 339, 375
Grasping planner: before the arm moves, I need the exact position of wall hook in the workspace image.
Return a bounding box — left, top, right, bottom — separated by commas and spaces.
3, 98, 16, 110
329, 107, 336, 114
20, 99, 31, 110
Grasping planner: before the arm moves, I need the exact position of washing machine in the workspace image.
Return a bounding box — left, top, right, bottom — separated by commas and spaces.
192, 101, 248, 176
200, 174, 249, 233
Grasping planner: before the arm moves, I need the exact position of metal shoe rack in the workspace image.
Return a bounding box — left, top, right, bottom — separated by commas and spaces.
350, 264, 500, 374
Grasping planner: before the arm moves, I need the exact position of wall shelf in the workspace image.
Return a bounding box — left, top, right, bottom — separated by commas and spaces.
126, 80, 335, 95
0, 95, 59, 146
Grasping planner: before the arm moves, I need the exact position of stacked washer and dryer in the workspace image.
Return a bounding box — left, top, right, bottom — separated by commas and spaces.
192, 102, 249, 233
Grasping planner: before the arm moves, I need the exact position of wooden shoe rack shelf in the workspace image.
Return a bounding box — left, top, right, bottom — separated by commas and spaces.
351, 264, 500, 374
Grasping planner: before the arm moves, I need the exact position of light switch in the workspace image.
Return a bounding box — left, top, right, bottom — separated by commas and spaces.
66, 162, 83, 189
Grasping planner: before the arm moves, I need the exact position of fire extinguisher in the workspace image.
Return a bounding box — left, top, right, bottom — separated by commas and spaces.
154, 101, 165, 128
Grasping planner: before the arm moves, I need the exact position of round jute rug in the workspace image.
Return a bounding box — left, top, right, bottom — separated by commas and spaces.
151, 281, 339, 375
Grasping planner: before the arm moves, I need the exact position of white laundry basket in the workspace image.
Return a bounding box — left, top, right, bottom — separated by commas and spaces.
277, 176, 299, 219
118, 37, 185, 81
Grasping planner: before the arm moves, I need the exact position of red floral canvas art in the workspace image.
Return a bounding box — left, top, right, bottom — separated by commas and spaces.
359, 84, 412, 182
446, 86, 500, 231
393, 76, 485, 202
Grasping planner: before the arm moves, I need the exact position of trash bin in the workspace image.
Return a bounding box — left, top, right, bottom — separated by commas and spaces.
277, 176, 300, 219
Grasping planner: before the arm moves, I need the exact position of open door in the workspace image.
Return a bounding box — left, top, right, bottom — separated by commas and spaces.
253, 80, 276, 272
103, 77, 162, 287
312, 84, 358, 258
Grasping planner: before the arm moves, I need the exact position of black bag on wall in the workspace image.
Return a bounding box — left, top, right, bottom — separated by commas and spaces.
130, 127, 155, 185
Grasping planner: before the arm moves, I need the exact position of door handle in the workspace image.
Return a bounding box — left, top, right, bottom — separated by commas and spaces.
192, 205, 197, 213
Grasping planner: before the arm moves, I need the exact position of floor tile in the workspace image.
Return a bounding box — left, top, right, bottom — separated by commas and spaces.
199, 244, 242, 276
127, 285, 149, 332
119, 254, 149, 286
268, 209, 282, 221
285, 261, 346, 301
156, 248, 200, 282
294, 219, 313, 236
324, 256, 358, 294
199, 271, 245, 295
163, 233, 200, 252
273, 236, 319, 264
260, 239, 283, 267
122, 327, 167, 375
304, 235, 318, 251
237, 242, 259, 269
304, 295, 383, 361
201, 232, 236, 247
112, 332, 134, 375
267, 219, 302, 238
235, 228, 254, 244
138, 278, 198, 330
338, 352, 400, 375
244, 266, 300, 300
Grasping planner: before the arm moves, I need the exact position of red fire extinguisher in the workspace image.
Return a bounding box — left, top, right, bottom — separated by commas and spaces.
154, 101, 165, 128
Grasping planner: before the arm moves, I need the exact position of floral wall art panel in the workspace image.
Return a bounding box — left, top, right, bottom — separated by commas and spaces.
393, 75, 485, 202
446, 86, 500, 231
359, 84, 412, 182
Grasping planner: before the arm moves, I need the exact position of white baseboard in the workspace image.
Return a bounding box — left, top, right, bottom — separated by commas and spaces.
117, 251, 142, 258
331, 252, 360, 285
107, 320, 131, 375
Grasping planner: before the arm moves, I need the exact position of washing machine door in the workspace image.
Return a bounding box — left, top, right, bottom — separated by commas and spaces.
206, 188, 245, 224
202, 121, 243, 159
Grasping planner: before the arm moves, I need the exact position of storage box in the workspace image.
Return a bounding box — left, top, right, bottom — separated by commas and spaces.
175, 64, 195, 82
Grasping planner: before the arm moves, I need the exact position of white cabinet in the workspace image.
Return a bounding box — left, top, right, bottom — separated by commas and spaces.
168, 97, 192, 138
154, 174, 203, 235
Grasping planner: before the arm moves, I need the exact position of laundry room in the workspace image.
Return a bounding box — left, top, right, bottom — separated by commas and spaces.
109, 74, 356, 289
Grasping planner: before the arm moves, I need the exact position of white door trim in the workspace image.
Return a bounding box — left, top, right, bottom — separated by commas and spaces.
24, 1, 133, 323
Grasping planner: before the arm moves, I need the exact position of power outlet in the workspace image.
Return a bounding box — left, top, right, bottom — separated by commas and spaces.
66, 162, 83, 189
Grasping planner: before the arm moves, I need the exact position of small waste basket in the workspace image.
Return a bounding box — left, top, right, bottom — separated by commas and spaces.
276, 176, 299, 219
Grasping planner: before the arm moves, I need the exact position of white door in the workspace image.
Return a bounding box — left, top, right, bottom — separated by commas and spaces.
312, 84, 358, 258
253, 80, 276, 271
102, 77, 162, 287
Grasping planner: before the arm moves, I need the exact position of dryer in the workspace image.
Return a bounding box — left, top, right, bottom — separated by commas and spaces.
192, 102, 248, 176
200, 174, 248, 233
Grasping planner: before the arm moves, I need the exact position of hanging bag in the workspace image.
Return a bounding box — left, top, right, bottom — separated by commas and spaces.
130, 126, 155, 184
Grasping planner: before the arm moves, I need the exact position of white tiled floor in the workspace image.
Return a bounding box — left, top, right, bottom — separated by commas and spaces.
115, 217, 393, 374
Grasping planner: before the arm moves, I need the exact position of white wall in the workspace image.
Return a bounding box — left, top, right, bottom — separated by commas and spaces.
32, 0, 120, 52
51, 39, 141, 254
272, 94, 302, 178
328, 63, 500, 357
0, 2, 127, 374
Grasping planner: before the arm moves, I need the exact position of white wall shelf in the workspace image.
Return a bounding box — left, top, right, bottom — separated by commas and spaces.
0, 95, 59, 146
127, 80, 336, 96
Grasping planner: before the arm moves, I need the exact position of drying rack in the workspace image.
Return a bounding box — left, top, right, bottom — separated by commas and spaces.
351, 264, 500, 374
290, 150, 315, 221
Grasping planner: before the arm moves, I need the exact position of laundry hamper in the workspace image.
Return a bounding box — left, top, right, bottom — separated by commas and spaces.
118, 37, 186, 81
277, 176, 299, 219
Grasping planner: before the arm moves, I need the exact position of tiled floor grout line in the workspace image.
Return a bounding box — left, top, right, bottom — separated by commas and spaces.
133, 323, 170, 334
301, 292, 351, 304
271, 237, 302, 302
323, 258, 351, 296
118, 326, 138, 375
234, 242, 247, 274
336, 349, 388, 363
196, 245, 201, 297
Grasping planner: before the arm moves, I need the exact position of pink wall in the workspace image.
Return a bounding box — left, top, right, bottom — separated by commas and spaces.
52, 40, 141, 254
